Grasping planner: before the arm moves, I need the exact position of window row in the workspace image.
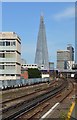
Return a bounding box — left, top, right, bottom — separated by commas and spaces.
0, 53, 15, 58
0, 62, 15, 64
0, 41, 16, 46
23, 64, 37, 67
0, 74, 16, 76
0, 65, 15, 69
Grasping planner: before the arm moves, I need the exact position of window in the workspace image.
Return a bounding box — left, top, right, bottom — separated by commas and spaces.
6, 74, 11, 76
11, 41, 16, 46
16, 74, 20, 76
0, 74, 4, 76
0, 41, 5, 46
6, 51, 15, 52
0, 62, 4, 64
6, 41, 10, 46
11, 74, 15, 76
0, 65, 4, 69
0, 53, 5, 58
6, 65, 15, 70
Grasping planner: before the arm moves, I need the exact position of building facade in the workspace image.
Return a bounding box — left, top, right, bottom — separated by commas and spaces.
57, 50, 70, 70
21, 67, 28, 79
66, 61, 75, 70
21, 58, 26, 65
67, 44, 74, 61
35, 15, 49, 70
49, 62, 54, 70
0, 32, 21, 80
75, 38, 77, 63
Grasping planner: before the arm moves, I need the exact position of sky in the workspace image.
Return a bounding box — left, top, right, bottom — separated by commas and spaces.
2, 2, 75, 67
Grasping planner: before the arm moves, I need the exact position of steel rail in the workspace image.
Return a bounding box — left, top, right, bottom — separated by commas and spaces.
1, 80, 57, 105
26, 80, 74, 120
2, 80, 67, 120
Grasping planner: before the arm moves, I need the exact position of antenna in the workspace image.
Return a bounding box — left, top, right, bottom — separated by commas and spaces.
41, 11, 44, 17
40, 12, 44, 22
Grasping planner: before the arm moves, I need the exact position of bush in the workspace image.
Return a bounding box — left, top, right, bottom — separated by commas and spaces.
28, 68, 41, 78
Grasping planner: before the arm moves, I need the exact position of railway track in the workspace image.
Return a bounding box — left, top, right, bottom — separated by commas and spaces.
1, 79, 67, 120
1, 80, 57, 104
18, 79, 74, 120
1, 80, 58, 109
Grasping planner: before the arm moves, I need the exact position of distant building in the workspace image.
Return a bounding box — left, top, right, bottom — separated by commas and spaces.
21, 58, 26, 65
21, 67, 28, 79
67, 44, 74, 61
35, 15, 49, 70
22, 64, 38, 69
0, 32, 21, 80
67, 61, 75, 70
72, 63, 77, 69
49, 62, 54, 70
75, 18, 77, 63
57, 50, 70, 70
22, 63, 45, 71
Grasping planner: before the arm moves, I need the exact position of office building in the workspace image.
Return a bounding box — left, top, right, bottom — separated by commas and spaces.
75, 38, 77, 63
57, 50, 70, 70
49, 62, 54, 70
67, 61, 75, 70
21, 58, 26, 65
0, 32, 21, 80
67, 44, 74, 61
35, 15, 49, 70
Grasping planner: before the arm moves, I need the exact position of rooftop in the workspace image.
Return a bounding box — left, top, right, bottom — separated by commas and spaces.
0, 32, 21, 41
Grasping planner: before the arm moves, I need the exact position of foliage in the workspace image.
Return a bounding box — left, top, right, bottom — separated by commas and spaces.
28, 68, 41, 78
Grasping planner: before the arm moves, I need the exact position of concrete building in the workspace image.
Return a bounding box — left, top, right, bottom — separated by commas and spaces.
75, 7, 77, 63
67, 61, 75, 70
21, 58, 26, 65
67, 44, 74, 61
49, 62, 54, 70
21, 67, 28, 79
0, 32, 21, 80
57, 50, 70, 70
75, 38, 77, 63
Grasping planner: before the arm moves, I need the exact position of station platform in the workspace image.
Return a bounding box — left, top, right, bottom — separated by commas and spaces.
71, 102, 77, 120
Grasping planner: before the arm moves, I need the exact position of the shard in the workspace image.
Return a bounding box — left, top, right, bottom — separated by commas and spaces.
35, 15, 49, 70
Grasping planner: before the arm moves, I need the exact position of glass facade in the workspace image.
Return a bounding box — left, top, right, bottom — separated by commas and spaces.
67, 45, 74, 61
75, 2, 77, 63
35, 15, 49, 70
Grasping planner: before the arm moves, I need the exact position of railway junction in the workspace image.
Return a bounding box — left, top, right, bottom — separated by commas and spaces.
0, 78, 77, 120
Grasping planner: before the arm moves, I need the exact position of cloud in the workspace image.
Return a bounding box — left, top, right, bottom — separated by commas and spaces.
53, 6, 75, 21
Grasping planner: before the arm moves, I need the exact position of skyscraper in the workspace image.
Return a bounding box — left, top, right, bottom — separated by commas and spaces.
75, 2, 77, 63
75, 39, 77, 63
35, 15, 49, 70
67, 44, 74, 61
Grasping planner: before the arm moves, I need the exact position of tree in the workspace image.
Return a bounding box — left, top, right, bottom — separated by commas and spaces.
28, 68, 41, 78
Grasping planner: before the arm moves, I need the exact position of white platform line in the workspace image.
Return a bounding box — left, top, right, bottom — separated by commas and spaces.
40, 102, 59, 120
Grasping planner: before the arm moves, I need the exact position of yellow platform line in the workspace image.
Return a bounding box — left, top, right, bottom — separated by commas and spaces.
66, 102, 75, 120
